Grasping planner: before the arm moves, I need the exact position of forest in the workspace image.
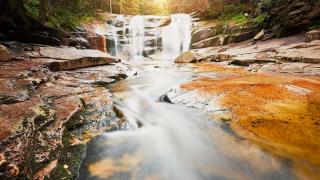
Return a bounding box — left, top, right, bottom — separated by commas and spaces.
19, 0, 263, 29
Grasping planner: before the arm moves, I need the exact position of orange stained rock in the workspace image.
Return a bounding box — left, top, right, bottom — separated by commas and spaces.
88, 154, 141, 179
181, 63, 320, 169
194, 63, 247, 74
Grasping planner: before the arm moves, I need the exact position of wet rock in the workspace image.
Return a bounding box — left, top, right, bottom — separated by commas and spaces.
176, 63, 320, 174
265, 0, 320, 37
306, 29, 320, 42
191, 27, 221, 44
67, 37, 90, 49
253, 30, 265, 41
185, 34, 320, 68
227, 30, 258, 44
159, 16, 171, 27
0, 42, 130, 179
230, 59, 276, 66
0, 79, 29, 104
192, 35, 227, 49
89, 35, 107, 52
159, 94, 173, 104
0, 153, 6, 166
26, 47, 118, 71
175, 50, 202, 63
143, 46, 156, 55
5, 164, 19, 177
0, 44, 11, 62
34, 160, 58, 180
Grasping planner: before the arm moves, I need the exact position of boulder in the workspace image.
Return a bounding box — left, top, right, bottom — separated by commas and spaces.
306, 29, 320, 42
175, 50, 202, 63
0, 44, 11, 62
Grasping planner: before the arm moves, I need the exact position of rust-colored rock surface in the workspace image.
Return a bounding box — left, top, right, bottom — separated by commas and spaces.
0, 45, 131, 179
174, 63, 320, 178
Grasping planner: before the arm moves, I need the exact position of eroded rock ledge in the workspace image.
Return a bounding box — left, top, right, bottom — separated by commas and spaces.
0, 45, 134, 179
176, 34, 320, 75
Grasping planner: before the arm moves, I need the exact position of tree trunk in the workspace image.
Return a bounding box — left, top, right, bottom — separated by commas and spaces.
39, 0, 50, 23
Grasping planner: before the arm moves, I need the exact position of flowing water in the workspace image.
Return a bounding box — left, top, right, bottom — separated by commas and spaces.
79, 14, 298, 180
161, 14, 192, 59
129, 16, 145, 60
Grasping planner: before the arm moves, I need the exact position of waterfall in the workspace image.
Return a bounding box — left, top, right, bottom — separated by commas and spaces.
129, 16, 145, 60
106, 14, 192, 61
111, 26, 119, 57
161, 14, 192, 60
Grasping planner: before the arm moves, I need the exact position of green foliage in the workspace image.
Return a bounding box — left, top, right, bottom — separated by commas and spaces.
308, 24, 320, 31
23, 0, 39, 18
231, 13, 249, 26
254, 12, 267, 26
223, 4, 243, 16
257, 0, 273, 10
24, 0, 97, 29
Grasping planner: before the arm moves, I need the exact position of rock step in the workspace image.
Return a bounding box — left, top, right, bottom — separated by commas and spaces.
26, 47, 118, 71
306, 29, 320, 42
191, 30, 259, 49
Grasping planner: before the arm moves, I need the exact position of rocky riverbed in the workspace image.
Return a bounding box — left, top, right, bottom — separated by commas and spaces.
170, 30, 320, 179
0, 14, 320, 179
0, 43, 136, 179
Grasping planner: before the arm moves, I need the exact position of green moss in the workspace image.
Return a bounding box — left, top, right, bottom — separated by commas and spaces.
231, 13, 250, 26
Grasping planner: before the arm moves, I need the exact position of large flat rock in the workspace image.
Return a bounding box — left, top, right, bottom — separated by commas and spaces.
27, 47, 118, 71
0, 47, 133, 179
168, 63, 320, 178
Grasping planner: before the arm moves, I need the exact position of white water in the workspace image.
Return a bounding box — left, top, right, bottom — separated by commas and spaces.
111, 26, 119, 57
161, 14, 192, 59
79, 61, 294, 180
106, 14, 192, 61
129, 16, 145, 60
83, 14, 301, 180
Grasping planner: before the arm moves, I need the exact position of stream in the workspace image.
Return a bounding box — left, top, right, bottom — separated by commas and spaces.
79, 14, 297, 180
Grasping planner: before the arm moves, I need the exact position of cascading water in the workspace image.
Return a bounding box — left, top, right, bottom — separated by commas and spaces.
80, 13, 299, 180
80, 64, 294, 180
106, 14, 191, 61
111, 26, 119, 57
128, 16, 145, 60
161, 14, 192, 59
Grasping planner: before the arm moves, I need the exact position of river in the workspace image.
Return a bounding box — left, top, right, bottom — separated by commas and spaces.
79, 14, 298, 180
